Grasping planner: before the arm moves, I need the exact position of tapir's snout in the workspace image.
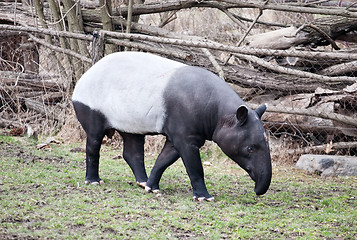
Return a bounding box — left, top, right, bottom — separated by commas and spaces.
252, 165, 272, 195
254, 175, 271, 195
245, 158, 272, 195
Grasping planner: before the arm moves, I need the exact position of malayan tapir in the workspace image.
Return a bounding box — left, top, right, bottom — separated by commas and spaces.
72, 51, 272, 201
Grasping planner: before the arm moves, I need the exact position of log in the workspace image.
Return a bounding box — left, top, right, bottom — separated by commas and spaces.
0, 72, 63, 91
0, 117, 22, 128
246, 16, 357, 49
246, 26, 308, 49
24, 99, 63, 123
250, 90, 357, 130
320, 61, 357, 76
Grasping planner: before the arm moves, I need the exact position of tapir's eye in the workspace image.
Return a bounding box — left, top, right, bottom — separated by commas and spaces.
247, 146, 253, 153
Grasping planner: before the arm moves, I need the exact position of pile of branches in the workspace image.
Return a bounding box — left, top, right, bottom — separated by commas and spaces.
0, 0, 356, 153
0, 71, 66, 132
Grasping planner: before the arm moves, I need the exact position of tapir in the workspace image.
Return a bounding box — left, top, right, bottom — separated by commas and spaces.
72, 51, 272, 201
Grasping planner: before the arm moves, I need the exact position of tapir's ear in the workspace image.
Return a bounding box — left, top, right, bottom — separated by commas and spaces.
236, 105, 248, 126
255, 104, 267, 119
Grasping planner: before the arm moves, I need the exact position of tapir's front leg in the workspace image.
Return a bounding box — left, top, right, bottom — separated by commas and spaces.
146, 139, 180, 192
174, 141, 214, 202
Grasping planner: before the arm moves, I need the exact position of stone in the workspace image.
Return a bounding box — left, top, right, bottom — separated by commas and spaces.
296, 154, 357, 176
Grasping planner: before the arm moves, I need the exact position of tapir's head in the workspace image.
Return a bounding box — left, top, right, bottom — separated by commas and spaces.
214, 104, 272, 195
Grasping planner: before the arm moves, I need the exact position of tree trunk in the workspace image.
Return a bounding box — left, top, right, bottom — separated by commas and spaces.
61, 0, 90, 83
100, 0, 117, 54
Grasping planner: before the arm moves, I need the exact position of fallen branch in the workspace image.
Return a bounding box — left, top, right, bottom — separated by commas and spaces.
100, 30, 357, 61
29, 35, 91, 63
320, 61, 357, 76
106, 38, 192, 60
80, 0, 357, 18
250, 104, 357, 128
0, 24, 93, 41
1, 75, 63, 91
286, 141, 357, 155
2, 24, 357, 61
234, 53, 356, 83
221, 0, 357, 18
263, 121, 342, 136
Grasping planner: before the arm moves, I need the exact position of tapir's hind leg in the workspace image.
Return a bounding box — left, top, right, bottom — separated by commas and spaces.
120, 132, 148, 188
85, 131, 105, 185
73, 101, 107, 185
146, 139, 180, 193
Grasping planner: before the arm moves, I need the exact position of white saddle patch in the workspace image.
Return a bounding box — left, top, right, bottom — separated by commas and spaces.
72, 52, 186, 134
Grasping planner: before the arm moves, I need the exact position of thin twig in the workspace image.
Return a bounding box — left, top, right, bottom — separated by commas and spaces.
201, 48, 225, 80
220, 8, 247, 30
230, 12, 287, 28
47, 0, 79, 26
224, 3, 265, 65
158, 10, 178, 28
346, 1, 357, 10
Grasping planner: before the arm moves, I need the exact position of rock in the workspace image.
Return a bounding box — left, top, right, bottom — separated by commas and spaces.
296, 154, 357, 176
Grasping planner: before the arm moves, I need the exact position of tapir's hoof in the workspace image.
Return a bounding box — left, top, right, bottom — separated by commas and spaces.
145, 186, 160, 194
136, 182, 146, 189
85, 179, 104, 185
193, 196, 215, 202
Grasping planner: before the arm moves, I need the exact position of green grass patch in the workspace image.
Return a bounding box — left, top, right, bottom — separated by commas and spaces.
0, 135, 356, 239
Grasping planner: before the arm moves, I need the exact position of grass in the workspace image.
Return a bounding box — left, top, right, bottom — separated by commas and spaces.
0, 134, 356, 239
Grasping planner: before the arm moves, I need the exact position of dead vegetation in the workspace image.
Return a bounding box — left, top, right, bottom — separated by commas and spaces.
0, 0, 357, 161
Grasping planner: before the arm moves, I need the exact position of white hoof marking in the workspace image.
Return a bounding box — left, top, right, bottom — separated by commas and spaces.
193, 196, 215, 202
136, 182, 147, 188
84, 180, 104, 185
145, 186, 160, 194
